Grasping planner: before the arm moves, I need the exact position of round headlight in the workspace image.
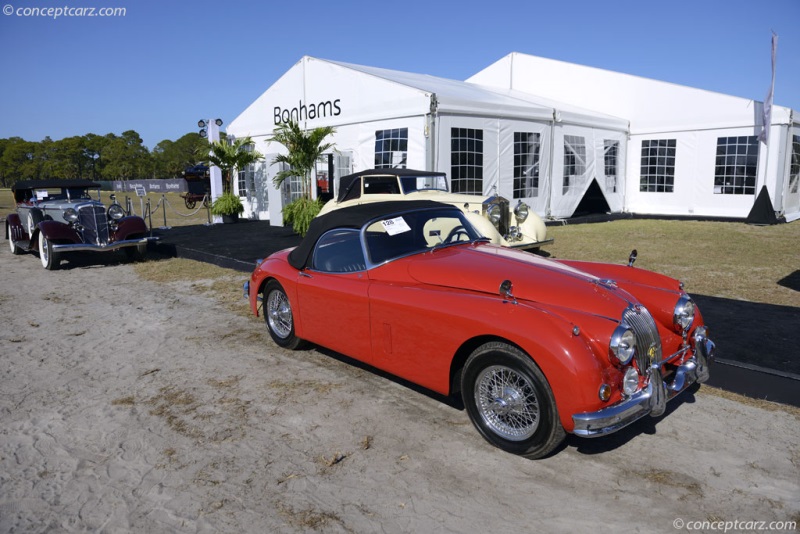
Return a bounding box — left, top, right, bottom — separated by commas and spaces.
64, 208, 78, 223
514, 201, 529, 223
622, 367, 640, 396
107, 204, 125, 221
673, 295, 695, 332
610, 325, 636, 365
486, 204, 502, 226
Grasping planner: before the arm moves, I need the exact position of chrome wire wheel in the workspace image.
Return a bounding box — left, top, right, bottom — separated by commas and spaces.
474, 364, 540, 441
462, 342, 564, 458
266, 287, 293, 340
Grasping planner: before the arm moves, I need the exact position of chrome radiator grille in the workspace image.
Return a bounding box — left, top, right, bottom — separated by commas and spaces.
78, 205, 110, 245
623, 305, 662, 373
497, 197, 510, 236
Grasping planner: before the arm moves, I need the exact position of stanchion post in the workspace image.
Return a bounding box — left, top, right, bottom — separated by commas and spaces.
205, 194, 212, 226
160, 194, 171, 230
146, 198, 152, 230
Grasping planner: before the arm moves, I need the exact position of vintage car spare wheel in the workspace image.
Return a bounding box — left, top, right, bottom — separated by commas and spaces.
27, 209, 44, 236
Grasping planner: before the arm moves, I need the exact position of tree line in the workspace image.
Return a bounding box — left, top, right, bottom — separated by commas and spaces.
0, 131, 212, 187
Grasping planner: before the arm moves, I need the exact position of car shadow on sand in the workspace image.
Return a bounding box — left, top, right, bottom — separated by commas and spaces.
20, 249, 148, 271
564, 383, 702, 456
308, 343, 702, 459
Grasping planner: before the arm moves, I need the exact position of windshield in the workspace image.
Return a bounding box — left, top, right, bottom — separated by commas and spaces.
399, 175, 449, 193
364, 207, 484, 265
32, 187, 96, 202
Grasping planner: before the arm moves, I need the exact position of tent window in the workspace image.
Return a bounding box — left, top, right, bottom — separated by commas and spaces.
790, 135, 800, 195
604, 140, 619, 193
513, 132, 540, 199
713, 136, 758, 195
375, 128, 408, 169
563, 135, 586, 194
237, 143, 256, 198
451, 128, 483, 194
640, 139, 676, 193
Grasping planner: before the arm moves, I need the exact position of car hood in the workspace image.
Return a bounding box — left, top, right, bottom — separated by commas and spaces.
405, 244, 635, 321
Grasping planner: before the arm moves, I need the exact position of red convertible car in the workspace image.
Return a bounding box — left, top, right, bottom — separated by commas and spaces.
244, 200, 714, 458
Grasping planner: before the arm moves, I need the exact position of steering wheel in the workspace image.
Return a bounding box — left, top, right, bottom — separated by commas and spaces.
445, 225, 470, 243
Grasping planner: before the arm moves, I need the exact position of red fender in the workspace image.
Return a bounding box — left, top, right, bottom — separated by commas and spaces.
114, 216, 148, 240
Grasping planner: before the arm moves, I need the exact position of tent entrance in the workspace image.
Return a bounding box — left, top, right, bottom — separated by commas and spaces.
571, 179, 610, 217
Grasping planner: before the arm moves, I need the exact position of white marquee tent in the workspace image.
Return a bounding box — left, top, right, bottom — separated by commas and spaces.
228, 54, 799, 224
468, 52, 800, 222
227, 56, 630, 223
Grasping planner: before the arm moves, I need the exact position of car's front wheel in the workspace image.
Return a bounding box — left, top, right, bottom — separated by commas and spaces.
7, 224, 22, 255
263, 280, 306, 350
461, 342, 565, 459
38, 231, 60, 270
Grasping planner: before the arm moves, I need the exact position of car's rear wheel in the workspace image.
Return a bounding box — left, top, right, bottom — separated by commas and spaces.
7, 225, 22, 255
263, 280, 306, 350
461, 341, 565, 459
38, 231, 60, 270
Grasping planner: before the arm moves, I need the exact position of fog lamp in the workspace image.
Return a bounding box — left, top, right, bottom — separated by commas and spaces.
622, 367, 639, 397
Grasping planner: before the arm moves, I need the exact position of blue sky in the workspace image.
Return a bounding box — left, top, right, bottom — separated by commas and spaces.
1, 0, 798, 150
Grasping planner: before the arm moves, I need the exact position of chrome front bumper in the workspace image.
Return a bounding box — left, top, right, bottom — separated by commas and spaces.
52, 237, 151, 253
572, 334, 715, 437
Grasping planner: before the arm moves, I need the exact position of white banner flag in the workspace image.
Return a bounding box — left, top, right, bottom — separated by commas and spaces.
759, 32, 778, 144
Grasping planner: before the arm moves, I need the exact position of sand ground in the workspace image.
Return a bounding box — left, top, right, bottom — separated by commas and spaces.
1, 248, 798, 533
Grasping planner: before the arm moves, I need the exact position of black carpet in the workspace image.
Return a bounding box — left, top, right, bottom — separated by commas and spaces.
150, 221, 799, 407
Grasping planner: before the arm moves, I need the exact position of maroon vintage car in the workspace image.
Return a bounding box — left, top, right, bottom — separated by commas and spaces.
5, 179, 150, 270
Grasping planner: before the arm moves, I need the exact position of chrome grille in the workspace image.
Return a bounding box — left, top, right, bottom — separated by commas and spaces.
78, 205, 110, 245
623, 305, 662, 374
497, 197, 510, 236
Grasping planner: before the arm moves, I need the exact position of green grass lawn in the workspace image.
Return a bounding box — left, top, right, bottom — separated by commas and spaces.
3, 187, 798, 307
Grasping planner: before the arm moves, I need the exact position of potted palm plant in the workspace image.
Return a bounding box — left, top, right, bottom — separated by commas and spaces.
269, 120, 336, 236
210, 191, 244, 223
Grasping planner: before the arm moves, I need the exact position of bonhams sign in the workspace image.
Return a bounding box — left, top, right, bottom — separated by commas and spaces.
274, 99, 342, 125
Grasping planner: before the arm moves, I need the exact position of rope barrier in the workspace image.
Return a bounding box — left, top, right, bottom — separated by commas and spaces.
162, 195, 208, 217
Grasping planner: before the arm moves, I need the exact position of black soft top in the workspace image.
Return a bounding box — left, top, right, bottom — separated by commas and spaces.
288, 200, 451, 270
336, 168, 446, 202
12, 179, 100, 192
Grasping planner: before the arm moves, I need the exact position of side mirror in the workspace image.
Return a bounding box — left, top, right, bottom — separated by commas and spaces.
628, 249, 638, 267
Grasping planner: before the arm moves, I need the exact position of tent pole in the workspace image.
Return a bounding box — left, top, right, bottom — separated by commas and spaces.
545, 118, 556, 218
